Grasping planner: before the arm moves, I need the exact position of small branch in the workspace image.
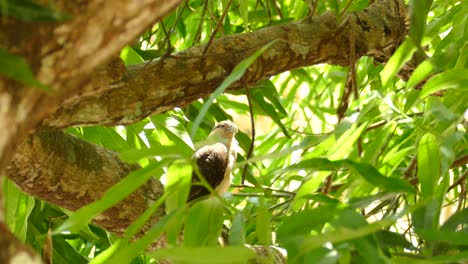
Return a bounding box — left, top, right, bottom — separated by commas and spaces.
232, 184, 295, 195
202, 0, 233, 56
448, 169, 468, 192
322, 172, 334, 195
450, 154, 468, 169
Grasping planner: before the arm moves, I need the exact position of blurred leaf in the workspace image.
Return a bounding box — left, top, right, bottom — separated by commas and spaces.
105, 208, 186, 263
90, 192, 169, 264
150, 246, 255, 264
256, 197, 271, 245
229, 212, 246, 246
420, 69, 468, 98
376, 230, 415, 250
53, 236, 89, 264
4, 179, 35, 242
418, 133, 440, 199
285, 158, 414, 193
0, 47, 50, 90
418, 229, 468, 245
184, 197, 224, 246
409, 0, 432, 47
0, 0, 71, 22
441, 207, 468, 231
277, 206, 339, 243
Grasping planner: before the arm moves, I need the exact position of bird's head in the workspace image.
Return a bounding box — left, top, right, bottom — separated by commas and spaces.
208, 120, 238, 144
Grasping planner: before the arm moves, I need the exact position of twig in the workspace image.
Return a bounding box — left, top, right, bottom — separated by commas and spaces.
339, 0, 355, 18
450, 154, 468, 169
193, 0, 209, 44
202, 0, 233, 56
448, 169, 468, 192
232, 184, 295, 195
322, 172, 334, 195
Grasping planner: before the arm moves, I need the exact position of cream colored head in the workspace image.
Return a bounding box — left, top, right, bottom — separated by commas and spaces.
208, 120, 238, 144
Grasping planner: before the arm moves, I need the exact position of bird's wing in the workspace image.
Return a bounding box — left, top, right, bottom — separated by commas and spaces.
188, 143, 228, 201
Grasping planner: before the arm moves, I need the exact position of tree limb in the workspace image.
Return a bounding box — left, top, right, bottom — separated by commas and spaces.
42, 0, 408, 129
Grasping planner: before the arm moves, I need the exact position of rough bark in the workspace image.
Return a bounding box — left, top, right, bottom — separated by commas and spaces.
7, 131, 165, 238
41, 0, 408, 129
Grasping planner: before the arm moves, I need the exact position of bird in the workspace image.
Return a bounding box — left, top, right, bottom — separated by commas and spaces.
188, 120, 238, 202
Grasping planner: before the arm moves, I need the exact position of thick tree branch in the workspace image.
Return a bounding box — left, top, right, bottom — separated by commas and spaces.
42, 0, 408, 129
7, 131, 165, 240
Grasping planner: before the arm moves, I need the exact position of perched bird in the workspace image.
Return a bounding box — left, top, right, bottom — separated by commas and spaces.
188, 120, 238, 201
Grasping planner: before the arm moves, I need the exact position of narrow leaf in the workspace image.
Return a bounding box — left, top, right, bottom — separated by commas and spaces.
190, 41, 276, 137
380, 39, 417, 89
55, 161, 168, 234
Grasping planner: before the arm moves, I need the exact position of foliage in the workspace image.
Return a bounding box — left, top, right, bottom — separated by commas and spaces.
3, 0, 468, 263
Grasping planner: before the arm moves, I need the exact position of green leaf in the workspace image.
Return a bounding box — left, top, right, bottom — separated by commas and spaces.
292, 218, 395, 262
376, 230, 415, 250
277, 206, 339, 243
54, 161, 169, 234
420, 69, 468, 98
0, 47, 50, 90
229, 212, 246, 246
256, 197, 271, 245
165, 162, 191, 244
406, 60, 435, 91
380, 39, 417, 90
90, 192, 169, 263
327, 122, 368, 160
149, 246, 255, 264
184, 197, 224, 246
120, 46, 144, 66
409, 0, 432, 47
53, 236, 89, 264
237, 0, 248, 28
418, 229, 468, 245
441, 207, 468, 231
104, 208, 186, 263
150, 114, 195, 153
4, 179, 35, 242
417, 133, 440, 198
284, 158, 414, 193
250, 86, 290, 137
0, 0, 71, 22
190, 40, 276, 137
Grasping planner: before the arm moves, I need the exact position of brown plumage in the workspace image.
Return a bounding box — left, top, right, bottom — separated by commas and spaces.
188, 120, 238, 201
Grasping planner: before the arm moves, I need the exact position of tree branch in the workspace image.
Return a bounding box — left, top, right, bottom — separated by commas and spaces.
42, 0, 408, 129
7, 131, 165, 240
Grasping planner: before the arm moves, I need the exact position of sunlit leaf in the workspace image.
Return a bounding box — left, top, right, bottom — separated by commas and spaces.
380, 39, 417, 89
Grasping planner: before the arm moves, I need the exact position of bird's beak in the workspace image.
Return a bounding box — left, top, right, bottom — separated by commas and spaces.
228, 123, 239, 133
